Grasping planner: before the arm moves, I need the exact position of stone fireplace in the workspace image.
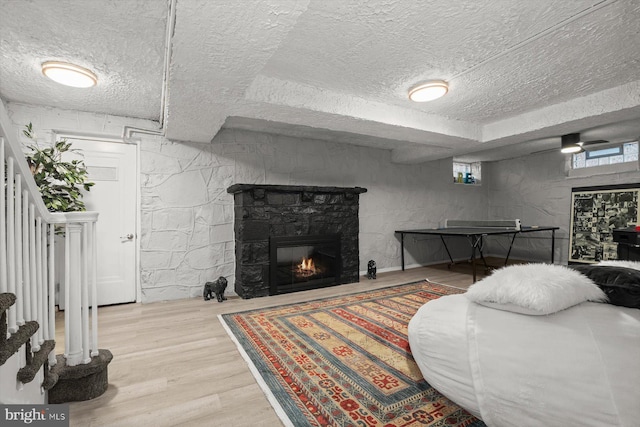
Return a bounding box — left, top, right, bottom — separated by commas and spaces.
227, 184, 367, 298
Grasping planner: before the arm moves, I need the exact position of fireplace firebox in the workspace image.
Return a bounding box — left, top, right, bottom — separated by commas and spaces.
270, 234, 341, 295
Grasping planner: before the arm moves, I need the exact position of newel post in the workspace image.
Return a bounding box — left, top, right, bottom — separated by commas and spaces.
64, 222, 83, 367
49, 212, 113, 404
60, 211, 99, 367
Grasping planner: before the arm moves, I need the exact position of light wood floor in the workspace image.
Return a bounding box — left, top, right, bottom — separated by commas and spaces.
56, 264, 487, 427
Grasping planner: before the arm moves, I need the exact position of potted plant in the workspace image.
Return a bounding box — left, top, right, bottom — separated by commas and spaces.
23, 123, 94, 212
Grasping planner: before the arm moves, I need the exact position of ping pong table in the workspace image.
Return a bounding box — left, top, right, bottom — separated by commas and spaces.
395, 219, 559, 282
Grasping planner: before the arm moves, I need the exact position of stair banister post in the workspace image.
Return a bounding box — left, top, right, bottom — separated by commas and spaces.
64, 222, 83, 366
91, 220, 98, 357
81, 222, 90, 364
40, 220, 48, 342
0, 138, 7, 296
14, 178, 24, 327
48, 223, 57, 367
20, 190, 30, 327
29, 204, 40, 352
7, 157, 17, 333
36, 216, 44, 346
21, 190, 31, 323
64, 224, 70, 358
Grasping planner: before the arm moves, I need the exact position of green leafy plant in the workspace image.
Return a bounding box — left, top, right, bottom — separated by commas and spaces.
23, 123, 95, 212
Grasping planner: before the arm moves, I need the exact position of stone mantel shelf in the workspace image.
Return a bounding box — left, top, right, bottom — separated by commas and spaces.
227, 184, 368, 195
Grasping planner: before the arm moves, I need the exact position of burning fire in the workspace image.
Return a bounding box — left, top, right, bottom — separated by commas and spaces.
298, 257, 316, 273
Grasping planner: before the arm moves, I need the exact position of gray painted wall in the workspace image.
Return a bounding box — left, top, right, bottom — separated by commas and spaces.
484, 152, 639, 263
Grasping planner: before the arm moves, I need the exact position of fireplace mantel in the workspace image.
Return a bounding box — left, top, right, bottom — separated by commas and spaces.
227, 184, 367, 298
227, 184, 367, 196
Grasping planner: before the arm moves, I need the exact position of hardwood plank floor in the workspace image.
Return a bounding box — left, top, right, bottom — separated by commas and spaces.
57, 264, 486, 426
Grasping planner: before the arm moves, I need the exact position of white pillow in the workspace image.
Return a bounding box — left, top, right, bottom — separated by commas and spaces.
597, 260, 640, 271
465, 263, 607, 315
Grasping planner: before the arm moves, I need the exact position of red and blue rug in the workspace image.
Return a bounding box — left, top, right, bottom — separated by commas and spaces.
220, 281, 485, 427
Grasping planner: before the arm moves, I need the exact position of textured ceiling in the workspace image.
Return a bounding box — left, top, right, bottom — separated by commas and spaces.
1, 0, 639, 163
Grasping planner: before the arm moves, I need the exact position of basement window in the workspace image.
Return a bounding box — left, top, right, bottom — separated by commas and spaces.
453, 161, 481, 185
572, 141, 638, 169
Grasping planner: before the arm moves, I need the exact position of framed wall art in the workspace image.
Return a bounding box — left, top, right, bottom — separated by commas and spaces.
569, 183, 639, 264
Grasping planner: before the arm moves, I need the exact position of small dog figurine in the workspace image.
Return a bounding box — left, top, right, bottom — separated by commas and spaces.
367, 260, 377, 279
203, 276, 228, 302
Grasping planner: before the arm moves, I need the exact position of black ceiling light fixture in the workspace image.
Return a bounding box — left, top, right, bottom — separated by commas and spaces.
560, 133, 583, 154
560, 133, 609, 154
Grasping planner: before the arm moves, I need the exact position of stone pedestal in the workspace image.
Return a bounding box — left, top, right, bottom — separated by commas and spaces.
227, 184, 367, 298
48, 349, 113, 404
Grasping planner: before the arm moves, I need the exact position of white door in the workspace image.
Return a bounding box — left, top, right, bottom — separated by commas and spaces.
64, 139, 137, 306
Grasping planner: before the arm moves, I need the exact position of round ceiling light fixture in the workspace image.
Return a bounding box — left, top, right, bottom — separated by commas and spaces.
41, 61, 98, 88
408, 80, 449, 102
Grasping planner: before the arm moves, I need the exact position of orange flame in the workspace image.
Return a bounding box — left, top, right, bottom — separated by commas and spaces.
299, 257, 315, 272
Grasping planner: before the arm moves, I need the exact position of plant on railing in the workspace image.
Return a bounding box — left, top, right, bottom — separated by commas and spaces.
23, 123, 94, 212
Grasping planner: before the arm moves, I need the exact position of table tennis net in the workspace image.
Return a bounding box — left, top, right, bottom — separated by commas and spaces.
444, 219, 521, 230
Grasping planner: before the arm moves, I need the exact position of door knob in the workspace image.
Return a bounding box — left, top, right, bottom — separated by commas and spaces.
120, 233, 134, 240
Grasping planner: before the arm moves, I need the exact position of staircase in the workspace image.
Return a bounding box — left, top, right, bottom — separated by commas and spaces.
1, 98, 110, 405
1, 293, 57, 392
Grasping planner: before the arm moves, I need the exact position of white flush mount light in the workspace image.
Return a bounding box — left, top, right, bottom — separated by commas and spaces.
408, 80, 449, 102
41, 61, 97, 88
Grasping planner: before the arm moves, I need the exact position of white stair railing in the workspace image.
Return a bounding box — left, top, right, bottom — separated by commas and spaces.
1, 100, 99, 379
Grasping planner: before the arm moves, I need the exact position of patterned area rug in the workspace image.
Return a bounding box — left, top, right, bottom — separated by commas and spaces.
219, 281, 485, 427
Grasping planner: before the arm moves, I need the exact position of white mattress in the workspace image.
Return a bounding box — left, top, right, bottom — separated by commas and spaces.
408, 294, 640, 427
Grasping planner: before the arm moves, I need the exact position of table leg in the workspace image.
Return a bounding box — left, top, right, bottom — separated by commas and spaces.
477, 235, 490, 271
551, 229, 556, 264
441, 235, 454, 266
471, 236, 478, 283
505, 233, 517, 266
400, 233, 405, 271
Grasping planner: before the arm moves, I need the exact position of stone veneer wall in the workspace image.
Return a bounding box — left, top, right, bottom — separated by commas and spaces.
5, 102, 236, 302
11, 102, 557, 304
228, 184, 367, 298
14, 103, 636, 302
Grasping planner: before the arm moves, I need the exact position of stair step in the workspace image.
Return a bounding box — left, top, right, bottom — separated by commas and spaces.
0, 293, 17, 313
0, 293, 59, 390
17, 339, 56, 384
42, 367, 59, 391
1, 293, 18, 362
49, 349, 113, 403
0, 321, 39, 366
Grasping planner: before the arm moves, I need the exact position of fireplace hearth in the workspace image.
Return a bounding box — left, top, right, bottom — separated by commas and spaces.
227, 184, 367, 298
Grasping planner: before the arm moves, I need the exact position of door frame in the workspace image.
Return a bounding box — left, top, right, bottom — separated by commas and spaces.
54, 131, 141, 303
